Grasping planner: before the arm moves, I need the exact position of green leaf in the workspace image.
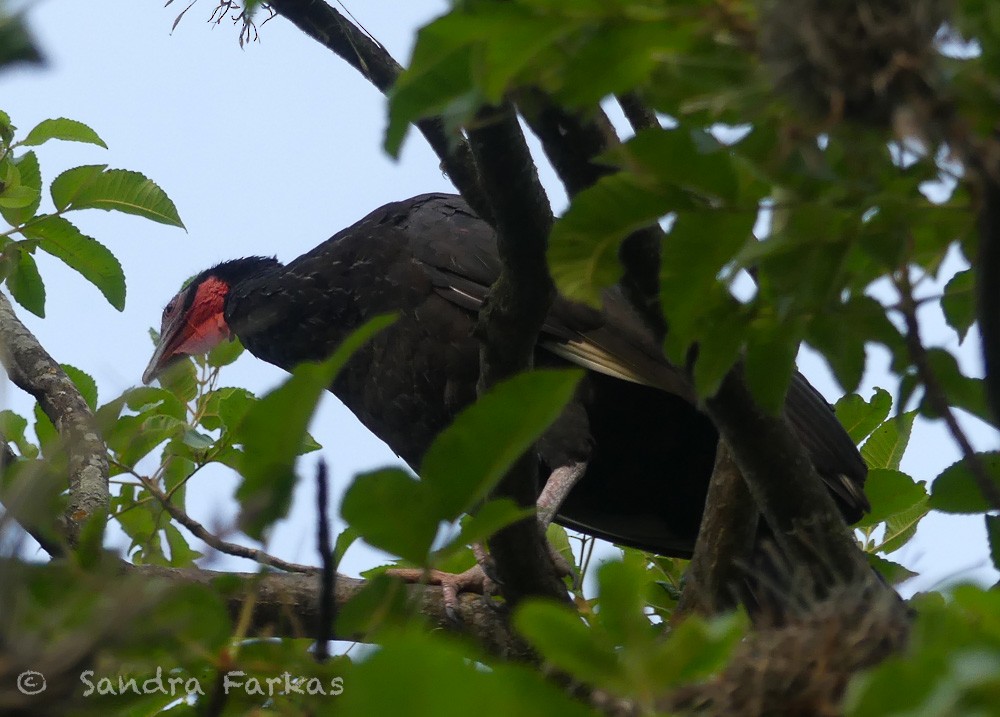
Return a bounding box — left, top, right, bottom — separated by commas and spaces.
50, 164, 105, 211
866, 552, 918, 585
436, 499, 533, 559
206, 337, 244, 368
0, 151, 41, 226
0, 410, 39, 460
835, 388, 892, 444
921, 348, 994, 427
515, 600, 623, 687
385, 15, 480, 157
50, 165, 184, 227
551, 179, 670, 305
22, 215, 126, 310
21, 118, 107, 148
341, 467, 441, 564
930, 452, 1000, 514
0, 15, 43, 70
5, 249, 45, 317
0, 183, 38, 209
941, 268, 975, 342
861, 411, 916, 470
421, 369, 583, 519
336, 574, 411, 637
339, 629, 595, 717
61, 364, 98, 410
235, 314, 394, 539
877, 495, 929, 554
164, 523, 201, 567
855, 468, 927, 528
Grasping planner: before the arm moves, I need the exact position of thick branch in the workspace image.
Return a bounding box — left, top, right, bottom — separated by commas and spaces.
0, 292, 108, 545
266, 0, 494, 223
704, 367, 869, 582
514, 91, 666, 335
466, 104, 565, 605
126, 562, 530, 659
676, 440, 758, 617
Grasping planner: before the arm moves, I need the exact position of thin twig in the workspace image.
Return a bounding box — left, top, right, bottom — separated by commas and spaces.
894, 269, 1000, 509
135, 473, 320, 574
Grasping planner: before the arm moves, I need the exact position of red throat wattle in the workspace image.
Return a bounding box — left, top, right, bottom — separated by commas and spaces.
173, 277, 232, 356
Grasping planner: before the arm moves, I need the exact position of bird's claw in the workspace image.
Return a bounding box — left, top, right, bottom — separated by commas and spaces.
385, 563, 499, 624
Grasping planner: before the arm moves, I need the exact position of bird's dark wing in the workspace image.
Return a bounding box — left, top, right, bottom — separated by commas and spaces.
398, 193, 868, 521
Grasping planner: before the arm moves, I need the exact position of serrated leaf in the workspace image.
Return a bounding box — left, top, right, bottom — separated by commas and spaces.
861, 411, 916, 470
23, 215, 125, 310
421, 369, 583, 519
986, 514, 1000, 572
5, 249, 45, 317
866, 552, 918, 585
61, 364, 98, 410
0, 183, 38, 208
855, 468, 927, 528
835, 388, 892, 444
50, 164, 106, 211
930, 452, 1000, 514
877, 495, 929, 553
1, 151, 41, 225
235, 314, 394, 539
51, 165, 184, 227
941, 268, 975, 342
21, 118, 107, 148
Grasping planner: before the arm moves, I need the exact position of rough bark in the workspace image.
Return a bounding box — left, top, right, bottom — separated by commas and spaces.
465, 103, 566, 605
676, 440, 758, 617
0, 292, 109, 546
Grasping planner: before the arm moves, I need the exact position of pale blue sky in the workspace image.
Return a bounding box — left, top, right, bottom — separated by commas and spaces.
3, 0, 996, 592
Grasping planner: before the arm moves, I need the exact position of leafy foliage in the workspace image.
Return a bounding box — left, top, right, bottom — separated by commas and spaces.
0, 111, 182, 317
4, 1, 1000, 715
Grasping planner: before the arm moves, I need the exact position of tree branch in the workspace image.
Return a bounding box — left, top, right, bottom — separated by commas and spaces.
265, 0, 494, 224
676, 440, 758, 617
894, 268, 1000, 509
135, 472, 319, 574
0, 291, 109, 546
466, 103, 565, 605
514, 91, 666, 335
704, 366, 870, 583
125, 562, 531, 658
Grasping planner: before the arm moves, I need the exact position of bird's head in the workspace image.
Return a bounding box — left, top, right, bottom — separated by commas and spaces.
142, 257, 279, 385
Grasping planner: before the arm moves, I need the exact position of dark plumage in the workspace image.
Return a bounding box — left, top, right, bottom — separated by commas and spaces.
144, 193, 869, 557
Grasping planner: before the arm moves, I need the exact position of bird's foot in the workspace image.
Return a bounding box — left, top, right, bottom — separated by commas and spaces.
385, 562, 500, 622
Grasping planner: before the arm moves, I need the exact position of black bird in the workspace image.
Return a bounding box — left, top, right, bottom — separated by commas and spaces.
143, 193, 869, 559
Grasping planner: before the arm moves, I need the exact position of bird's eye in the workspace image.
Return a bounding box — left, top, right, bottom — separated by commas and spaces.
163, 298, 177, 319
